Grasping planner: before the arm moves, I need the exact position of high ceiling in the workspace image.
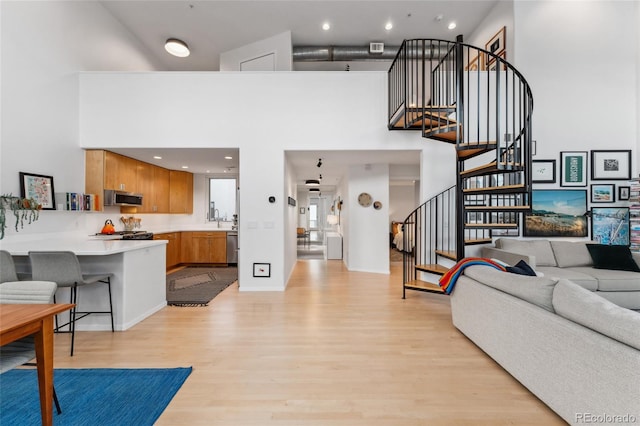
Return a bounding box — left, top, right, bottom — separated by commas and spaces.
101, 0, 499, 71
99, 1, 499, 189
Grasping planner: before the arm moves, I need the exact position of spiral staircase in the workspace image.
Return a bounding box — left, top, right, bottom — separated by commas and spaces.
387, 37, 534, 297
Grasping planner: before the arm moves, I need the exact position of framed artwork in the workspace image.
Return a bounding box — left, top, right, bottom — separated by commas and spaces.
560, 151, 588, 187
485, 26, 506, 56
591, 150, 631, 180
19, 172, 56, 210
465, 52, 483, 71
487, 51, 506, 71
299, 207, 305, 214
524, 189, 588, 237
591, 184, 615, 203
531, 159, 556, 183
619, 186, 631, 201
287, 196, 296, 207
252, 263, 271, 278
591, 207, 630, 246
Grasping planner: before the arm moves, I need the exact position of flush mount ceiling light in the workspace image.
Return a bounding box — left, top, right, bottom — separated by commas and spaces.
448, 22, 457, 30
224, 156, 233, 160
165, 38, 190, 57
309, 188, 320, 192
385, 22, 393, 31
305, 179, 320, 186
322, 22, 331, 31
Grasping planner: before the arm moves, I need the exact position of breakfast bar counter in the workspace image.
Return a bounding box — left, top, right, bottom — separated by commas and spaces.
0, 236, 168, 331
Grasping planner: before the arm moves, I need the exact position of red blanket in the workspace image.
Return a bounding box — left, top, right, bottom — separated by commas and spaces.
439, 257, 506, 295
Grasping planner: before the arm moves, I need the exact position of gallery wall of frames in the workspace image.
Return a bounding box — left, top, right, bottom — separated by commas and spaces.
527, 149, 635, 247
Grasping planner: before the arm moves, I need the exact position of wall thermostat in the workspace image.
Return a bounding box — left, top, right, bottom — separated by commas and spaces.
268, 196, 276, 203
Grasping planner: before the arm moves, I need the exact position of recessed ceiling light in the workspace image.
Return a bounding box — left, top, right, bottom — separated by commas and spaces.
224, 156, 233, 160
206, 170, 210, 173
448, 22, 457, 30
385, 22, 393, 31
181, 165, 189, 169
153, 156, 162, 159
165, 38, 190, 57
322, 22, 330, 31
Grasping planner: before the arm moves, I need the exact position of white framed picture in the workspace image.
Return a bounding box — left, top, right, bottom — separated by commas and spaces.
532, 160, 555, 183
253, 263, 271, 278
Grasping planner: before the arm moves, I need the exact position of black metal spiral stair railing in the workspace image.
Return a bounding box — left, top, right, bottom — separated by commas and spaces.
388, 38, 534, 296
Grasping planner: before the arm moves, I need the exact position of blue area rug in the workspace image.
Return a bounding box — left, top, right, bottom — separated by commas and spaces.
0, 367, 192, 425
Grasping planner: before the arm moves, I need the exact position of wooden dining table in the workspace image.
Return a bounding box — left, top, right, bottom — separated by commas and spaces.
0, 303, 74, 426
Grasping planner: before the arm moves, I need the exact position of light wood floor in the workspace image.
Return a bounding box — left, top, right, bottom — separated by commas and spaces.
52, 261, 565, 425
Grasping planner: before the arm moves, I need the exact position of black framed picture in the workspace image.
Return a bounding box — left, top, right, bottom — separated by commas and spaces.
591, 207, 630, 245
591, 184, 615, 203
619, 186, 631, 201
560, 151, 588, 187
253, 263, 271, 277
524, 189, 588, 237
19, 172, 56, 210
531, 159, 556, 183
591, 150, 631, 180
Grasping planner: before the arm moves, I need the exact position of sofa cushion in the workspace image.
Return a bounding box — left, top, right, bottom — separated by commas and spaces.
463, 265, 558, 312
586, 244, 640, 272
569, 266, 640, 292
553, 279, 640, 351
549, 240, 593, 267
495, 238, 557, 267
535, 266, 598, 291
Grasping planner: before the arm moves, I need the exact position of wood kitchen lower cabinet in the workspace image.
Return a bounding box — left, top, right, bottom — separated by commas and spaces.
153, 232, 181, 269
180, 232, 227, 264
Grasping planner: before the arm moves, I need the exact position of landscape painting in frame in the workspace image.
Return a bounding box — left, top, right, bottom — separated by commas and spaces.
591, 207, 630, 246
524, 190, 588, 237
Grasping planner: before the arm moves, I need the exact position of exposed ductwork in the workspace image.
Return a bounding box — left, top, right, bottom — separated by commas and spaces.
292, 45, 451, 62
293, 45, 399, 62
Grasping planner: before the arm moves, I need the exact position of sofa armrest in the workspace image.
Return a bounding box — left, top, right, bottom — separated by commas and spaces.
481, 247, 537, 268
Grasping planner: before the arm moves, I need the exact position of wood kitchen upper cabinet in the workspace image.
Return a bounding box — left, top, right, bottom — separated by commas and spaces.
154, 232, 181, 269
104, 151, 137, 192
135, 161, 154, 213
152, 167, 170, 213
86, 150, 183, 214
180, 231, 226, 264
169, 170, 193, 214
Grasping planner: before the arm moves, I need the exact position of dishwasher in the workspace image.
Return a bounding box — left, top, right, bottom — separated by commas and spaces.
226, 232, 238, 264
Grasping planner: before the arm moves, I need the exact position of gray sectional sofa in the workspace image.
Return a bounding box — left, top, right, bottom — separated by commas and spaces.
451, 266, 640, 425
482, 238, 640, 310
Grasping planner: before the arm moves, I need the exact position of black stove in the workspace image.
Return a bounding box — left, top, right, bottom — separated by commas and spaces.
120, 231, 154, 240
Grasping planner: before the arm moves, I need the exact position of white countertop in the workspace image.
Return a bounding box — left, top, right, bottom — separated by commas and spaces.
0, 235, 166, 256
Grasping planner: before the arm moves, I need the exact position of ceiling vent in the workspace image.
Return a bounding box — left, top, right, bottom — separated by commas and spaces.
369, 42, 385, 54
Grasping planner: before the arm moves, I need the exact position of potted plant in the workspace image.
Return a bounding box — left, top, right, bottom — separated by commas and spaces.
0, 194, 42, 239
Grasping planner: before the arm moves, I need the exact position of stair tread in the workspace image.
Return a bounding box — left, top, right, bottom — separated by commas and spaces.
465, 223, 518, 228
405, 279, 445, 293
464, 205, 530, 211
465, 238, 493, 245
463, 183, 526, 193
434, 250, 457, 261
415, 264, 450, 275
460, 161, 524, 177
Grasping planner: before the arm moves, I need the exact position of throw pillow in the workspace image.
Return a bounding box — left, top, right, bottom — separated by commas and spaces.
505, 259, 537, 276
586, 244, 640, 272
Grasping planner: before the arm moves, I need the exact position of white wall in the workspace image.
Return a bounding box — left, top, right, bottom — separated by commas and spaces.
0, 1, 161, 194
220, 31, 292, 71
389, 184, 416, 223
346, 164, 389, 274
0, 1, 162, 237
78, 71, 426, 289
513, 0, 637, 185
